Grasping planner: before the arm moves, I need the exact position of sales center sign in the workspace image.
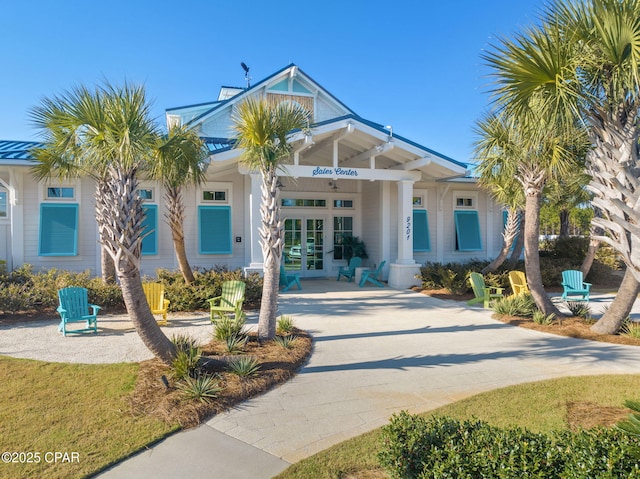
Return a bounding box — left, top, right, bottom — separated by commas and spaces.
311, 167, 358, 178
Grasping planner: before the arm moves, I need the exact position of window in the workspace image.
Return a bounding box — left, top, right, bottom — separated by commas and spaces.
46, 187, 74, 199
203, 190, 227, 202
454, 210, 482, 251
413, 196, 423, 207
141, 204, 158, 255
281, 198, 326, 207
333, 199, 353, 208
333, 216, 353, 260
199, 206, 232, 254
39, 204, 78, 256
0, 190, 7, 218
413, 210, 431, 252
456, 197, 474, 208
138, 189, 154, 201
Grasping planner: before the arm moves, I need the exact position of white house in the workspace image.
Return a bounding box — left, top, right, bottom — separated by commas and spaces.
0, 64, 506, 288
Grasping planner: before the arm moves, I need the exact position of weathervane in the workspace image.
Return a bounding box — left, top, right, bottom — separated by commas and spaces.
241, 62, 251, 89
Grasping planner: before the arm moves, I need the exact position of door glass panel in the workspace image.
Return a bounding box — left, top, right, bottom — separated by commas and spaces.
306, 218, 324, 271
284, 219, 302, 272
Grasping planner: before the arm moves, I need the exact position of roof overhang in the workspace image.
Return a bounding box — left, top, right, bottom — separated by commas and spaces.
208, 116, 468, 181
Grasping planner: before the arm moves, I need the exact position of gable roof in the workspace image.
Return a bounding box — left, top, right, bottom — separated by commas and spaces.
173, 63, 357, 129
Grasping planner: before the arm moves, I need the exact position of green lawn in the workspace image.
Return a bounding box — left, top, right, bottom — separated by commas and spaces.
276, 374, 640, 479
0, 356, 176, 479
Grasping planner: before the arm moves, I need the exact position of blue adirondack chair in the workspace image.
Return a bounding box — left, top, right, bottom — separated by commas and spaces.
57, 287, 101, 336
337, 256, 362, 282
359, 261, 386, 287
280, 264, 302, 292
561, 270, 591, 302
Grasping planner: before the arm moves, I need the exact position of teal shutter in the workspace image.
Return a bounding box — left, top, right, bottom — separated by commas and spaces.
413, 209, 431, 252
454, 210, 482, 251
39, 203, 78, 256
199, 206, 232, 254
141, 204, 158, 255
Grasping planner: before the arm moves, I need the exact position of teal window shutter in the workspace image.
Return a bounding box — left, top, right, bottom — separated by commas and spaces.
199, 206, 232, 254
413, 209, 431, 251
454, 210, 482, 251
141, 204, 158, 255
39, 203, 78, 256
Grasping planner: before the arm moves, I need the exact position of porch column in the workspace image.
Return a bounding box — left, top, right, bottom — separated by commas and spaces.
9, 169, 24, 270
243, 173, 265, 276
389, 180, 420, 288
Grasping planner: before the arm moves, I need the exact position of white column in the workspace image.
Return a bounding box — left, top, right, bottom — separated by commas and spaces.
9, 169, 24, 269
389, 180, 420, 289
243, 173, 264, 276
395, 180, 415, 265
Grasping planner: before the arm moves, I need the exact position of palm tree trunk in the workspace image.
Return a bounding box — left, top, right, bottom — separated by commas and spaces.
257, 170, 283, 341
580, 237, 600, 277
506, 214, 525, 269
99, 165, 176, 364
590, 268, 640, 335
482, 208, 519, 274
523, 183, 562, 316
559, 209, 570, 237
165, 187, 195, 284
100, 246, 116, 284
119, 269, 176, 364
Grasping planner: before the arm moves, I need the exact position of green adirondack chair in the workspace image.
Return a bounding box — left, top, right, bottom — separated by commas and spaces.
280, 264, 302, 292
207, 280, 246, 322
57, 286, 101, 336
561, 270, 591, 302
337, 256, 362, 282
359, 261, 386, 287
467, 272, 504, 308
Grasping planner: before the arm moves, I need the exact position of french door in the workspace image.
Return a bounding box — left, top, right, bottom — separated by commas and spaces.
283, 217, 325, 277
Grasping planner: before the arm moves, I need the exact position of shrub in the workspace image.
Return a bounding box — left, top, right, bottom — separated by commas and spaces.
214, 315, 248, 343
176, 373, 222, 403
277, 315, 295, 335
227, 356, 261, 377
621, 319, 640, 339
170, 335, 202, 380
532, 310, 556, 325
274, 334, 298, 349
224, 333, 248, 354
379, 412, 640, 479
493, 293, 537, 318
566, 301, 591, 320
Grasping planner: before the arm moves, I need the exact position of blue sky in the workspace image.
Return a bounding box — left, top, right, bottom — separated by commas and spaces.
1, 0, 544, 165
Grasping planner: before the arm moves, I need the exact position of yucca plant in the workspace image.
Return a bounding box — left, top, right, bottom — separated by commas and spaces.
532, 311, 555, 325
493, 293, 536, 318
214, 315, 248, 342
566, 301, 591, 320
171, 345, 202, 380
224, 332, 248, 354
227, 356, 261, 377
620, 318, 640, 339
274, 334, 298, 349
617, 400, 640, 436
176, 373, 222, 403
277, 315, 295, 335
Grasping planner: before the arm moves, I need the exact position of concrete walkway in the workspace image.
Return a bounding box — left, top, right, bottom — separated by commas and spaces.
93, 280, 640, 478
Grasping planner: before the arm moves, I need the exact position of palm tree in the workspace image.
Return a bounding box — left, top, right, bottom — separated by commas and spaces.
232, 97, 309, 341
484, 0, 640, 333
30, 82, 176, 364
150, 125, 208, 284
474, 113, 525, 274
474, 109, 586, 315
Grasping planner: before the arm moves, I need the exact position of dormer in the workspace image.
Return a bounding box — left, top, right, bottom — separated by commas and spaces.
218, 86, 244, 101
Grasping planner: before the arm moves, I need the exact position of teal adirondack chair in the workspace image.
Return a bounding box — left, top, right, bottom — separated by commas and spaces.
337, 256, 362, 282
561, 270, 591, 302
467, 272, 504, 308
359, 261, 386, 287
280, 264, 302, 292
207, 280, 246, 322
57, 287, 101, 336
